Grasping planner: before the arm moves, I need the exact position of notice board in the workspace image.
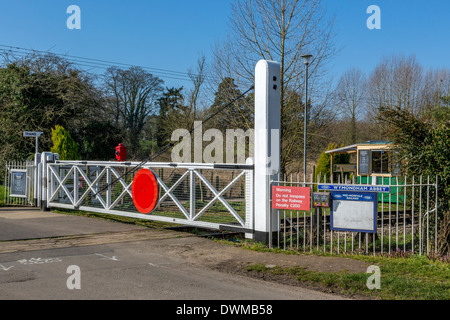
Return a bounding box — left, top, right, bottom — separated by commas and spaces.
358, 150, 370, 175
330, 191, 377, 233
10, 170, 27, 198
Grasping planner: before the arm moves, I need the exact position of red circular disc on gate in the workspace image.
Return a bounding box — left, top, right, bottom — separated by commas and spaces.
132, 169, 159, 214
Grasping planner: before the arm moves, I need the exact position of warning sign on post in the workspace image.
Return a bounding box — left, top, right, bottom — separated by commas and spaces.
272, 186, 310, 210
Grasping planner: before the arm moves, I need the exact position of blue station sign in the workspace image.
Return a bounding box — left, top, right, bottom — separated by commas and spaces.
318, 184, 390, 193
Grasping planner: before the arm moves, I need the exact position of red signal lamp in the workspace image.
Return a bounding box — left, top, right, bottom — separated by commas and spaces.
115, 143, 127, 161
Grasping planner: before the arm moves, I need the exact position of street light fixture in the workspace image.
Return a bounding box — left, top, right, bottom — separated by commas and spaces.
300, 54, 312, 183
301, 54, 313, 66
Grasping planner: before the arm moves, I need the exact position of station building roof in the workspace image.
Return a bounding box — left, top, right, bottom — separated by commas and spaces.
325, 141, 392, 154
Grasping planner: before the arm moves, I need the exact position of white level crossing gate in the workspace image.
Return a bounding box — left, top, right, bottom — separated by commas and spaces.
45, 160, 255, 233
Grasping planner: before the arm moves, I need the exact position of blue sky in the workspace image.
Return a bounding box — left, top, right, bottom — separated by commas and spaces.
325, 0, 450, 79
0, 0, 448, 89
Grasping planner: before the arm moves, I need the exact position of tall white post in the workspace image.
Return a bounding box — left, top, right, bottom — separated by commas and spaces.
34, 153, 41, 207
40, 152, 51, 211
40, 152, 56, 211
254, 60, 281, 243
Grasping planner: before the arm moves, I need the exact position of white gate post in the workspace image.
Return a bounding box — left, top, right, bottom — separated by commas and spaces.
245, 157, 254, 239
33, 153, 41, 207
40, 152, 57, 211
254, 60, 281, 244
40, 152, 50, 211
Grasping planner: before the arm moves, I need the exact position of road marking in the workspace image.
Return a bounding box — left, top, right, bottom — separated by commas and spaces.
95, 253, 118, 261
17, 257, 62, 265
0, 264, 14, 271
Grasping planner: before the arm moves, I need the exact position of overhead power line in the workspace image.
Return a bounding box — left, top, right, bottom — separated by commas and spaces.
0, 44, 215, 83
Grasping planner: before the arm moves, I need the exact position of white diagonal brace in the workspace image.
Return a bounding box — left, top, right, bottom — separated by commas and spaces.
110, 167, 133, 197
155, 174, 190, 219
108, 180, 133, 210
48, 166, 75, 204
158, 170, 189, 203
74, 166, 107, 208
192, 170, 245, 226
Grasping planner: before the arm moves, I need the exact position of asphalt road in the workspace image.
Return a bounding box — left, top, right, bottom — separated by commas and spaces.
0, 207, 348, 301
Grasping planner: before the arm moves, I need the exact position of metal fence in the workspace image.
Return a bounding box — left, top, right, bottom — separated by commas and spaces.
46, 160, 254, 233
271, 173, 439, 256
3, 161, 36, 206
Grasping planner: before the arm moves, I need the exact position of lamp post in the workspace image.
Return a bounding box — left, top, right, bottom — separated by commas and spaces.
301, 54, 312, 182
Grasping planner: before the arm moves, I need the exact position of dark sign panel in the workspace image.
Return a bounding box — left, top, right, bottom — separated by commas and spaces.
358, 150, 370, 175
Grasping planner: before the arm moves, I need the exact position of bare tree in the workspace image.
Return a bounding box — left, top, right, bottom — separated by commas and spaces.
211, 0, 337, 173
421, 68, 450, 110
333, 68, 367, 143
367, 54, 425, 122
160, 55, 209, 137
104, 67, 164, 157
187, 54, 208, 124
153, 56, 211, 161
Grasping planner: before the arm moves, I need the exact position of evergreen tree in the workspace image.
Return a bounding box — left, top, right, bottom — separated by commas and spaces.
315, 143, 350, 182
50, 125, 80, 160
379, 96, 450, 254
0, 55, 101, 171
156, 87, 185, 147
315, 143, 336, 181
209, 77, 253, 131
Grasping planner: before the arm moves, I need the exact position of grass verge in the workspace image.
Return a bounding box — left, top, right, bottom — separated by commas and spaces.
220, 240, 450, 300
0, 185, 5, 206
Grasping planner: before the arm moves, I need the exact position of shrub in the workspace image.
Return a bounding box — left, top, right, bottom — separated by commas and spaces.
50, 125, 80, 160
